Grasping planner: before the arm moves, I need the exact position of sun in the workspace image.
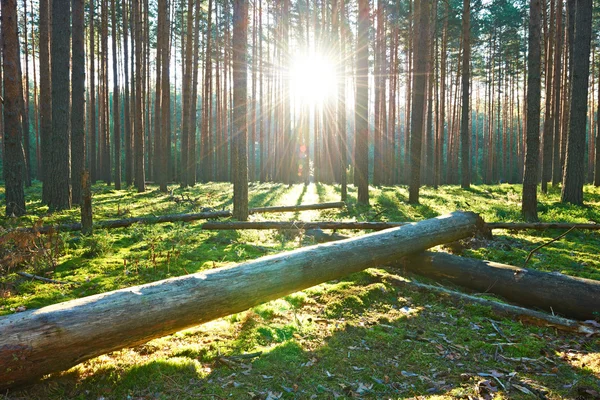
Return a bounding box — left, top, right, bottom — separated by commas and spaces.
290, 53, 338, 106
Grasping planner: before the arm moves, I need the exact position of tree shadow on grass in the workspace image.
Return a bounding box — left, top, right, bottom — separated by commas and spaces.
12, 268, 599, 399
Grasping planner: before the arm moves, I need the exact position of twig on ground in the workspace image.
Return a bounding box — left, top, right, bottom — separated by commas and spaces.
523, 226, 577, 267
15, 271, 77, 285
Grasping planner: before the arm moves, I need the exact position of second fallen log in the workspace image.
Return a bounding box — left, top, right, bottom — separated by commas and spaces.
0, 211, 481, 389
402, 252, 600, 321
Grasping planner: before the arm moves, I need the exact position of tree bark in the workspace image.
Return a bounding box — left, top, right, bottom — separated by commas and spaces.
402, 252, 600, 321
71, 0, 85, 204
39, 0, 52, 201
561, 0, 593, 205
381, 273, 597, 335
134, 0, 145, 192
460, 0, 470, 189
1, 0, 26, 216
0, 211, 481, 389
111, 0, 121, 190
232, 0, 249, 220
355, 0, 369, 204
521, 0, 542, 221
81, 170, 93, 235
49, 0, 72, 211
123, 1, 133, 186
408, 0, 430, 203
88, 0, 97, 183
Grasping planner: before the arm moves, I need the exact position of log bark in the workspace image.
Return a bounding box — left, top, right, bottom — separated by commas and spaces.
379, 273, 598, 335
0, 211, 482, 389
202, 221, 408, 231
402, 252, 600, 321
9, 202, 346, 234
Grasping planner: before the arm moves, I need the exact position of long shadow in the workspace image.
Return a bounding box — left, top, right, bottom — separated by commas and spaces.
293, 184, 308, 220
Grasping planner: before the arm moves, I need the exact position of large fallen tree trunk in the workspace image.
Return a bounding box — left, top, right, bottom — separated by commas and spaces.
9, 202, 346, 234
202, 221, 408, 230
376, 273, 598, 335
0, 211, 482, 389
401, 252, 600, 321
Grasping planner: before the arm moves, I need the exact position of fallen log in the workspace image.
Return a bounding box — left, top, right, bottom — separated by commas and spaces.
202, 221, 408, 230
487, 222, 600, 230
205, 221, 600, 232
401, 252, 600, 321
378, 273, 598, 335
0, 211, 482, 389
8, 202, 346, 234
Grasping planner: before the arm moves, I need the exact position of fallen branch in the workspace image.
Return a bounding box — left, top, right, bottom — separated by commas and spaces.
379, 273, 598, 335
15, 272, 77, 285
0, 211, 482, 389
202, 221, 408, 231
402, 252, 600, 321
487, 222, 600, 230
523, 225, 576, 266
8, 202, 346, 235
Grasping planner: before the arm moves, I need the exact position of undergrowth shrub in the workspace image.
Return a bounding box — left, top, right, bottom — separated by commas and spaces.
0, 223, 64, 277
82, 233, 113, 258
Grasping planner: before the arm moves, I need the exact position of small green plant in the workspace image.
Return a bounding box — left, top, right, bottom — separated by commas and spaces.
82, 233, 112, 258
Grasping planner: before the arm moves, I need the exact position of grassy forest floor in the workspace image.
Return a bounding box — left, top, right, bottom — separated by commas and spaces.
1, 182, 599, 399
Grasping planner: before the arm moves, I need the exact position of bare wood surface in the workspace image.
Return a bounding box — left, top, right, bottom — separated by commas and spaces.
0, 211, 481, 389
379, 273, 598, 335
7, 202, 346, 235
402, 252, 600, 321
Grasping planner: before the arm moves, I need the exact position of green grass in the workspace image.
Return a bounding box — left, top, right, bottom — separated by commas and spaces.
1, 181, 599, 399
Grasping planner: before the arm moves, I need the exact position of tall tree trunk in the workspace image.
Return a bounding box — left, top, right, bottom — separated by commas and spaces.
201, 0, 213, 183
49, 0, 72, 210
561, 0, 592, 205
111, 0, 121, 189
435, 1, 448, 188
232, 0, 249, 220
460, 0, 470, 189
258, 0, 265, 182
39, 0, 52, 202
153, 0, 162, 188
408, 0, 430, 204
355, 0, 369, 205
552, 0, 563, 187
31, 0, 40, 179
522, 0, 542, 221
134, 0, 146, 192
159, 0, 170, 192
1, 0, 26, 216
123, 1, 133, 186
180, 0, 193, 188
338, 0, 347, 200
187, 0, 201, 187
541, 0, 555, 193
22, 0, 31, 186
71, 0, 85, 203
